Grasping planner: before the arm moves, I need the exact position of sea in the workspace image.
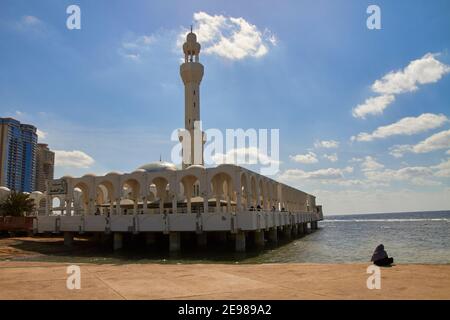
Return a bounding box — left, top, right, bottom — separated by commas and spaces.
11, 210, 450, 265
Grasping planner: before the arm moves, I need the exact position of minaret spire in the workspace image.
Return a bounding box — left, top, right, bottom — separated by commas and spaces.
179, 29, 205, 168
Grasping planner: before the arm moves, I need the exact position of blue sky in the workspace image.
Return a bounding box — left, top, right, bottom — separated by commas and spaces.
1, 0, 449, 214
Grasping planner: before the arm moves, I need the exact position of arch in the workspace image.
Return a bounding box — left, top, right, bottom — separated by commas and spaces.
240, 172, 249, 210
250, 175, 257, 208
52, 196, 62, 215
152, 176, 169, 214
73, 182, 89, 215
272, 183, 278, 209
210, 171, 234, 213
96, 180, 115, 202
258, 178, 266, 210
266, 181, 274, 210
95, 179, 116, 215
121, 178, 140, 201
121, 178, 141, 215
180, 174, 202, 214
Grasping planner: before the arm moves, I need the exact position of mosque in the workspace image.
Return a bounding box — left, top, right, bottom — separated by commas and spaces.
18, 31, 323, 252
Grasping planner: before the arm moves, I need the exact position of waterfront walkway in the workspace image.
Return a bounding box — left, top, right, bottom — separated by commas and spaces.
1, 261, 449, 299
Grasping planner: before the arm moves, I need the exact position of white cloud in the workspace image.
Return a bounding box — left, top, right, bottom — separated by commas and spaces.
55, 150, 95, 168
363, 159, 450, 186
433, 158, 450, 178
312, 188, 450, 215
36, 129, 47, 140
352, 53, 450, 119
21, 15, 42, 26
119, 34, 157, 61
364, 166, 434, 183
278, 166, 392, 190
279, 166, 353, 182
389, 145, 413, 158
372, 53, 450, 95
323, 153, 338, 162
410, 177, 442, 187
389, 129, 450, 157
279, 157, 450, 195
122, 35, 156, 50
290, 152, 318, 164
14, 15, 45, 33
212, 147, 280, 166
360, 156, 384, 172
352, 95, 395, 119
178, 12, 276, 60
314, 140, 339, 149
352, 113, 448, 142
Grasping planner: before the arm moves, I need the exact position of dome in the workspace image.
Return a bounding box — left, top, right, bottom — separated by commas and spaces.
106, 171, 122, 176
187, 32, 197, 42
0, 186, 11, 192
186, 164, 205, 170
137, 161, 177, 173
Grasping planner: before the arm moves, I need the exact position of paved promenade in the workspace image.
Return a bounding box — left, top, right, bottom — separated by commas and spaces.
1, 261, 449, 299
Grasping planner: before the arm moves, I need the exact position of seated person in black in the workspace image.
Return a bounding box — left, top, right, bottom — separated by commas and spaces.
371, 244, 394, 266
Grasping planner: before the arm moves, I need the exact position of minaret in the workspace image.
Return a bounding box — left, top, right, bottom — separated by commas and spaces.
180, 29, 205, 168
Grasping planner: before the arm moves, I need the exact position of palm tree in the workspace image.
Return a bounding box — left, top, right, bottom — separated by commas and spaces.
0, 192, 35, 217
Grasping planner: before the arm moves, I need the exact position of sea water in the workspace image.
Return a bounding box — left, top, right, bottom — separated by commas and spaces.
11, 210, 450, 264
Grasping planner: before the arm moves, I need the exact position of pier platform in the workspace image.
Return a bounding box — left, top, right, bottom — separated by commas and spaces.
34, 211, 322, 252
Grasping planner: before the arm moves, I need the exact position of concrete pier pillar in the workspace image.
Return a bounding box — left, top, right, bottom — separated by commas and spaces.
93, 232, 101, 242
64, 232, 74, 247
283, 226, 292, 240
268, 228, 278, 243
292, 224, 298, 237
113, 233, 123, 251
169, 232, 181, 252
145, 233, 156, 245
235, 231, 246, 252
299, 223, 305, 234
218, 232, 227, 244
254, 230, 265, 248
304, 223, 309, 234
101, 233, 111, 244
197, 233, 207, 248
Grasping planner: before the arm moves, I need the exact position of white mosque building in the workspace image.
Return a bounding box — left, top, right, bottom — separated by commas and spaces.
4, 31, 323, 252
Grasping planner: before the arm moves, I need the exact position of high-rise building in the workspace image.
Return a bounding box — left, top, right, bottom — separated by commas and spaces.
0, 117, 38, 192
35, 143, 55, 192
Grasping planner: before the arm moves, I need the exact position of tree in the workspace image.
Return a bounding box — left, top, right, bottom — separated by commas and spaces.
0, 192, 35, 217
